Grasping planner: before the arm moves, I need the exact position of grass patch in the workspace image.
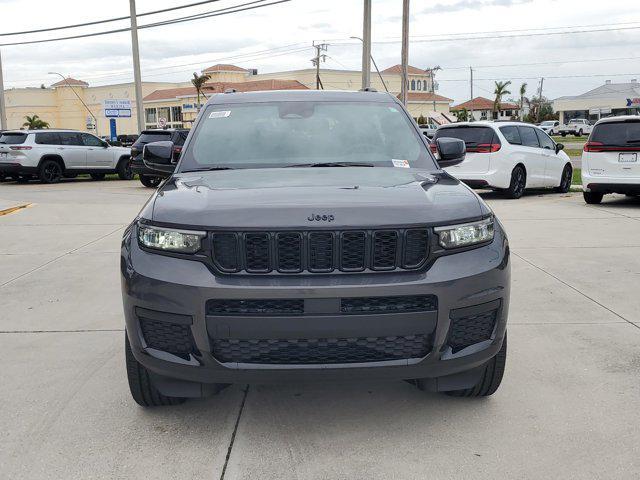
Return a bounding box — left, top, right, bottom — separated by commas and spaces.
564, 148, 583, 158
552, 135, 587, 144
572, 167, 581, 185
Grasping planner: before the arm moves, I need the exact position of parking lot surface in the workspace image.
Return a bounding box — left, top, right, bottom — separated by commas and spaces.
1, 179, 639, 479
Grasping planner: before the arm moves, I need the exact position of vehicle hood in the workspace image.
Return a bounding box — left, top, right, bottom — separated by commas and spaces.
149, 167, 487, 228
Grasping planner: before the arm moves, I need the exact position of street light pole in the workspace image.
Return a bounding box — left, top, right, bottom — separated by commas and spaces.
350, 37, 388, 92
400, 0, 409, 105
361, 0, 371, 90
129, 0, 145, 133
0, 50, 7, 130
48, 72, 98, 135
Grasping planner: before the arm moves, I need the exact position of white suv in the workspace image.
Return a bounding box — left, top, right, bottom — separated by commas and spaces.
582, 115, 640, 204
432, 121, 573, 199
0, 129, 132, 184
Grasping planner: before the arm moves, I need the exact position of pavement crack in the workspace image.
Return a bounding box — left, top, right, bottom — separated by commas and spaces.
513, 251, 640, 331
220, 385, 250, 480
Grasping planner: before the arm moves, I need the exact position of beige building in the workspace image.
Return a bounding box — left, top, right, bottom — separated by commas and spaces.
2, 63, 455, 135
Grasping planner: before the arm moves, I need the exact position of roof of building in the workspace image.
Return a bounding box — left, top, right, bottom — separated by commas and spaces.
50, 77, 89, 88
202, 64, 249, 73
143, 79, 308, 102
451, 96, 519, 111
398, 92, 453, 103
554, 82, 640, 101
381, 65, 429, 75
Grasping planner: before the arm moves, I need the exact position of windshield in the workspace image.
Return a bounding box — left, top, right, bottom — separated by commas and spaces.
179, 101, 435, 171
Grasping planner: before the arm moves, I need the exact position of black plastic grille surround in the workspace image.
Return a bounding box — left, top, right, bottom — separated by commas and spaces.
212, 335, 431, 364
211, 228, 429, 274
448, 309, 498, 353
207, 299, 305, 316
138, 318, 197, 359
341, 295, 437, 314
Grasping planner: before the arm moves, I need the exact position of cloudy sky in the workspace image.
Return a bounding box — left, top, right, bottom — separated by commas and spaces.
1, 0, 639, 103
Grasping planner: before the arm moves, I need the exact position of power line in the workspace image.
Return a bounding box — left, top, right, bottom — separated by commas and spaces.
438, 72, 640, 82
0, 0, 226, 37
0, 0, 289, 47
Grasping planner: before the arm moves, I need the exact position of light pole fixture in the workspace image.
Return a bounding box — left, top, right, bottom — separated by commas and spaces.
350, 36, 388, 92
48, 72, 99, 135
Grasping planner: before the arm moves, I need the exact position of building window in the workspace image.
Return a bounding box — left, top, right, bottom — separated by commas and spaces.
145, 108, 157, 124
171, 106, 183, 123
411, 79, 416, 90
423, 80, 428, 91
417, 80, 422, 91
157, 107, 170, 123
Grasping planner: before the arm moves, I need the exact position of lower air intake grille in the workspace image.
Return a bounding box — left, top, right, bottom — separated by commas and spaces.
341, 295, 437, 314
448, 308, 498, 353
207, 299, 304, 316
139, 318, 197, 359
212, 335, 431, 364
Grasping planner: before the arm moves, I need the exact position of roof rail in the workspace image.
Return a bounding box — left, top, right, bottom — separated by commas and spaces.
359, 87, 378, 92
224, 88, 237, 93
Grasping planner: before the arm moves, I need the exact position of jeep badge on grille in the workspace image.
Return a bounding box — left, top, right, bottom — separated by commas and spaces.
308, 213, 335, 222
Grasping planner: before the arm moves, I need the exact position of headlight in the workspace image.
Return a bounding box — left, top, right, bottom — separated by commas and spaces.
434, 217, 494, 249
138, 224, 206, 254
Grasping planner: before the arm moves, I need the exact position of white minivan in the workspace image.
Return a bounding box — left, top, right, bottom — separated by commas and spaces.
433, 122, 573, 199
582, 116, 640, 204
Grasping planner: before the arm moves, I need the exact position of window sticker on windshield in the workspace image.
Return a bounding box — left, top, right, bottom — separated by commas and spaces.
209, 110, 231, 119
392, 159, 410, 168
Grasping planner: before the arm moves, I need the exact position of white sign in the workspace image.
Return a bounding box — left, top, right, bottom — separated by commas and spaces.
103, 99, 132, 118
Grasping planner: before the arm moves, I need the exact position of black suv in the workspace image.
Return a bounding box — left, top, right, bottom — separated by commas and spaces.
122, 90, 510, 407
130, 129, 188, 188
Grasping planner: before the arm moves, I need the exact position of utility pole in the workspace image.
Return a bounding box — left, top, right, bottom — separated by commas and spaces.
49, 72, 99, 135
129, 0, 144, 133
361, 0, 372, 90
400, 0, 409, 106
469, 67, 474, 122
537, 77, 544, 122
351, 36, 388, 92
311, 42, 327, 90
0, 50, 7, 130
428, 66, 441, 112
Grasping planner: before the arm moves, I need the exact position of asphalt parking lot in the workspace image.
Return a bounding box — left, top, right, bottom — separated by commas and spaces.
1, 179, 639, 479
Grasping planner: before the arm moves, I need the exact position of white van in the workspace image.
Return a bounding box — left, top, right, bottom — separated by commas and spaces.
582, 116, 640, 204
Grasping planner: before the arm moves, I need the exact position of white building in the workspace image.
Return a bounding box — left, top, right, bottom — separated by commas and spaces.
553, 80, 640, 123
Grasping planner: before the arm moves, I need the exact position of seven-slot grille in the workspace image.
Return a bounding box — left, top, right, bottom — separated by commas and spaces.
210, 228, 429, 274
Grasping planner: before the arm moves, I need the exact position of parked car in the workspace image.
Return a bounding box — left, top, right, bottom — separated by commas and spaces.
432, 122, 573, 199
121, 90, 510, 407
582, 115, 640, 204
0, 130, 132, 184
539, 120, 560, 135
418, 123, 438, 139
130, 129, 188, 188
558, 118, 593, 137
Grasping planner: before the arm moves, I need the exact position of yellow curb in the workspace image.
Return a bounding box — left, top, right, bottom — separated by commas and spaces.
0, 203, 33, 216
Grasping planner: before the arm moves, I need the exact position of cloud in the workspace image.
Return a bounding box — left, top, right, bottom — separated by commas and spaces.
420, 0, 533, 14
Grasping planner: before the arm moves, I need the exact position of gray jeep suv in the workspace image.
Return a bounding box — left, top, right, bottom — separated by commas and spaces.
121, 90, 510, 407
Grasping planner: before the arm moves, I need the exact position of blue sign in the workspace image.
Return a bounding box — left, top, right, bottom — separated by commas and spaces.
626, 98, 640, 107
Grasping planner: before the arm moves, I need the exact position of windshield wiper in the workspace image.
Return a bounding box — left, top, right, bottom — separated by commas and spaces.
285, 162, 375, 168
181, 166, 235, 172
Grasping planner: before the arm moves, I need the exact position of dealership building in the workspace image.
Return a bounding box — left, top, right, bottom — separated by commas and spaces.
553, 80, 640, 123
2, 63, 454, 136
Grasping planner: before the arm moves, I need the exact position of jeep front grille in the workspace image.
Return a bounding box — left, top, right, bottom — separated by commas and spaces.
210, 228, 429, 274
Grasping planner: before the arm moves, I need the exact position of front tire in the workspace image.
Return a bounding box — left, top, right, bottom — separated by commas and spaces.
554, 164, 572, 193
139, 175, 162, 188
38, 159, 63, 184
576, 129, 583, 137
125, 333, 186, 407
444, 334, 507, 397
117, 158, 134, 180
504, 165, 526, 199
583, 191, 603, 204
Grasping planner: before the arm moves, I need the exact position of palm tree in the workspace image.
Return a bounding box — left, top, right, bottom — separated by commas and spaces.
493, 81, 512, 119
456, 108, 469, 122
22, 115, 49, 129
519, 83, 527, 120
191, 72, 211, 110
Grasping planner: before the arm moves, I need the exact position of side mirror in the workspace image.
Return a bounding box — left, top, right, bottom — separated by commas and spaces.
555, 143, 565, 154
101, 140, 110, 148
435, 137, 466, 168
143, 141, 176, 173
